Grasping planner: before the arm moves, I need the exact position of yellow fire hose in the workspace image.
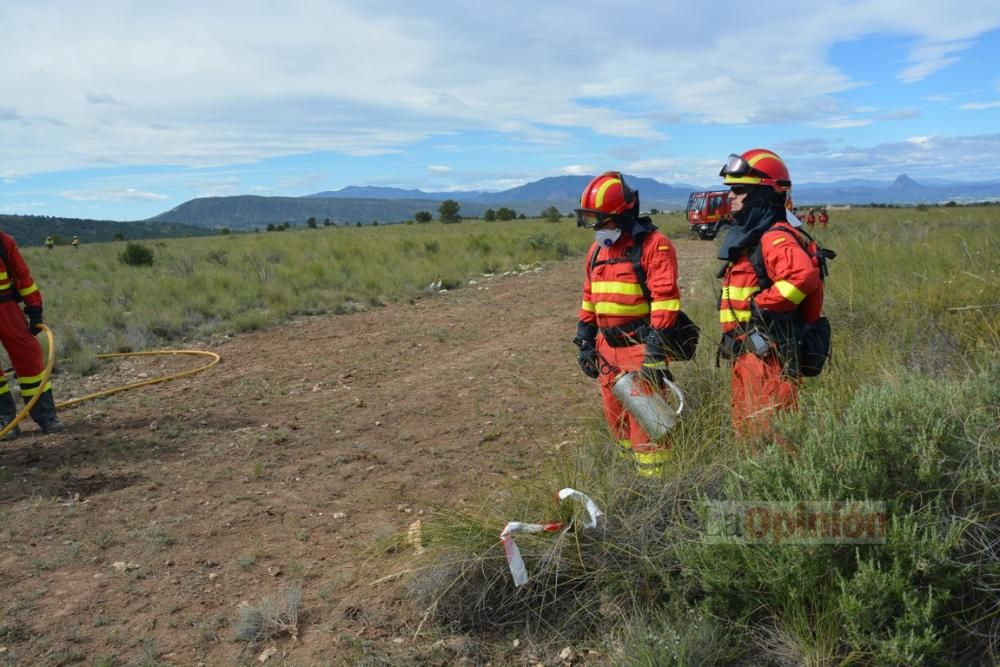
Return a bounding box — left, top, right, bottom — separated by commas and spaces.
0, 324, 220, 439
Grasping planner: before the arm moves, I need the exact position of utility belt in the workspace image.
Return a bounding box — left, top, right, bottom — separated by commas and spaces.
599, 319, 648, 348
717, 312, 803, 374
0, 289, 19, 304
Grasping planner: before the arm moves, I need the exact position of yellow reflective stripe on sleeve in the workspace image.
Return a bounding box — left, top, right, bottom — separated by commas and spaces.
650, 299, 681, 312
591, 281, 645, 296
0, 282, 10, 291
722, 285, 759, 301
595, 302, 651, 316
772, 237, 787, 246
0, 272, 7, 280
581, 300, 596, 313
19, 284, 39, 297
774, 280, 807, 305
720, 309, 752, 323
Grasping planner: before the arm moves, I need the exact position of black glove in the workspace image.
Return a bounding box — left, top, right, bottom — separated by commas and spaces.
24, 306, 43, 336
640, 352, 673, 389
573, 321, 600, 379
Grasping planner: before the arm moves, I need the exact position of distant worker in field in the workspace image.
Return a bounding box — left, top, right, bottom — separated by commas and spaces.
44, 236, 54, 250
0, 231, 66, 437
716, 149, 829, 444
805, 208, 816, 228
818, 208, 829, 229
71, 235, 80, 249
573, 172, 698, 477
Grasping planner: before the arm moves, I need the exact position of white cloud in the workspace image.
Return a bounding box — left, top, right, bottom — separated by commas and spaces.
60, 188, 168, 202
561, 165, 594, 176
85, 91, 126, 105
427, 165, 452, 173
1, 1, 999, 180
960, 101, 1000, 110
877, 109, 921, 120
795, 133, 1000, 182
0, 202, 45, 212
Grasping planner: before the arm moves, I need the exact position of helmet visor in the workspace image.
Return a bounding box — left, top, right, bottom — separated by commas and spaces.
720, 153, 754, 178
574, 208, 615, 228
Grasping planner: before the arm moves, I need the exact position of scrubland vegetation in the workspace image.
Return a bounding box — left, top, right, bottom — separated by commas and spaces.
18, 205, 1000, 664
404, 207, 999, 666
24, 218, 594, 375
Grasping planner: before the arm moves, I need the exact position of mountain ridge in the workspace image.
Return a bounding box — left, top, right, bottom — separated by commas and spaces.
147, 174, 1000, 228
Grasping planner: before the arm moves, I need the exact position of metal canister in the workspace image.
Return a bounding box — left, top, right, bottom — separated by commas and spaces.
611, 371, 685, 442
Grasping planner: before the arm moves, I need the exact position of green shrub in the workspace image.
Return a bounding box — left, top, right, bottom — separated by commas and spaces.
118, 242, 154, 267
679, 370, 999, 665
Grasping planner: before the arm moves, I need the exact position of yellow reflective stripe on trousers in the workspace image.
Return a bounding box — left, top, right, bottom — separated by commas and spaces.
634, 448, 672, 477
595, 301, 650, 316
774, 280, 807, 305
720, 308, 752, 323
19, 381, 51, 397
591, 281, 645, 296
722, 285, 759, 301
17, 371, 46, 385
633, 448, 672, 465
617, 439, 632, 460
650, 299, 680, 313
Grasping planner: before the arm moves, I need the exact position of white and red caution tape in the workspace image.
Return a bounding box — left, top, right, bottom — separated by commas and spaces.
500, 488, 603, 587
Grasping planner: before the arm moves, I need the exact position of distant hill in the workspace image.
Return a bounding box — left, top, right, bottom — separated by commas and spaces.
0, 214, 217, 247
145, 173, 1000, 228
149, 195, 558, 230
792, 174, 1000, 205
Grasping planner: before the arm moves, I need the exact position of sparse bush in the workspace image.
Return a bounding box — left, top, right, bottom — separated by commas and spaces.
233, 585, 302, 643
118, 242, 154, 267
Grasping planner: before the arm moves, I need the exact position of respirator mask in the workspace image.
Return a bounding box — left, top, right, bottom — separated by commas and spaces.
595, 227, 622, 247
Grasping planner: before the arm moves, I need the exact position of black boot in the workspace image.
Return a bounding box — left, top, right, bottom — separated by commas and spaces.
0, 388, 21, 440
29, 389, 66, 434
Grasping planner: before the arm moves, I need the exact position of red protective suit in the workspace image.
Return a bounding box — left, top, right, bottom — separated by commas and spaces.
719, 222, 822, 440
0, 232, 62, 435
579, 225, 680, 476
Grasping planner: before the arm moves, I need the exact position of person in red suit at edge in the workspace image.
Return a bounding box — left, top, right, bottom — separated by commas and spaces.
716, 149, 823, 448
0, 231, 66, 438
572, 172, 685, 477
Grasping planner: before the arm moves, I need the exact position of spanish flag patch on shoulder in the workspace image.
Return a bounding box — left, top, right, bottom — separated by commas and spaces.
772, 237, 787, 246
657, 244, 670, 251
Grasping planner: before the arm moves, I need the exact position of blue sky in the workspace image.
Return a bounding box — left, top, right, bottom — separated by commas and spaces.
2, 1, 1000, 221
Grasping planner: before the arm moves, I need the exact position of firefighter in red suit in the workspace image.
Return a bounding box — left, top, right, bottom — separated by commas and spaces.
572, 172, 684, 477
805, 208, 816, 228
716, 150, 822, 443
0, 232, 66, 438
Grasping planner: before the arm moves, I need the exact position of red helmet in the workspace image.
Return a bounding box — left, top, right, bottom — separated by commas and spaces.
719, 149, 791, 192
574, 171, 637, 227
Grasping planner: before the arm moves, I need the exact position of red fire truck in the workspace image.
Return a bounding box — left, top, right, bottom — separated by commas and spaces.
685, 190, 733, 240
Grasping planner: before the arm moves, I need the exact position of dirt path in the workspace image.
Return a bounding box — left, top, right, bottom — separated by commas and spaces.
0, 239, 717, 665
